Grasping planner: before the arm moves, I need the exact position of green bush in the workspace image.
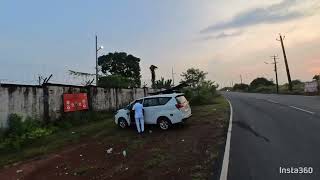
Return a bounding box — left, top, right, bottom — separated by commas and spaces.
250, 86, 275, 93
0, 112, 112, 153
182, 81, 218, 105
0, 114, 53, 152
7, 114, 25, 136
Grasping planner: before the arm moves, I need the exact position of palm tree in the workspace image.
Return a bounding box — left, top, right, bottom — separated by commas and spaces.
150, 65, 158, 88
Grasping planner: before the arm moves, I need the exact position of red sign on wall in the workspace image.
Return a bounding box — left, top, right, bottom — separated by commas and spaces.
63, 93, 89, 112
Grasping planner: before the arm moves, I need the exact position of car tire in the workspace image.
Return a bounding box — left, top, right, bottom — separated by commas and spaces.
158, 117, 171, 130
118, 118, 128, 129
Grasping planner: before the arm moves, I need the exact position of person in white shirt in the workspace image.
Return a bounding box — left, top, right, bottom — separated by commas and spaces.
132, 101, 144, 133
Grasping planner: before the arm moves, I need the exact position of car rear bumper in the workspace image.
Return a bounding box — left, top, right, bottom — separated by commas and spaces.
182, 114, 192, 123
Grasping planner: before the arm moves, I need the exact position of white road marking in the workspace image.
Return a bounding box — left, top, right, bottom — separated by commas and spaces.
267, 99, 279, 104
289, 106, 315, 115
220, 98, 233, 180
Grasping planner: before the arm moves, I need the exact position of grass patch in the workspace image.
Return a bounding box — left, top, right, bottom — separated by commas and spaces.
0, 112, 115, 167
191, 96, 229, 123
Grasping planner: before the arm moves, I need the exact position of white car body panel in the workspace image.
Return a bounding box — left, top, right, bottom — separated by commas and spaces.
114, 93, 192, 127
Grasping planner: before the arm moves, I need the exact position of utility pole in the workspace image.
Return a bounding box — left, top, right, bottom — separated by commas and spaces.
277, 34, 292, 91
268, 55, 279, 94
240, 75, 243, 84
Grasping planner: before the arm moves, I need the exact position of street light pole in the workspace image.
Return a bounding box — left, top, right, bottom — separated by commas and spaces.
95, 35, 103, 86
95, 35, 98, 86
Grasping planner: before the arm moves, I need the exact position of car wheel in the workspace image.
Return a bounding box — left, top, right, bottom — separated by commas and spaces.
118, 118, 128, 129
158, 118, 171, 130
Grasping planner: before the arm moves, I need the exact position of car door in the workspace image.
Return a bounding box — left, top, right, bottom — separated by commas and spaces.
143, 97, 160, 124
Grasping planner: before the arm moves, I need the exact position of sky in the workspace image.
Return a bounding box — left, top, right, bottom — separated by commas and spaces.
0, 0, 319, 87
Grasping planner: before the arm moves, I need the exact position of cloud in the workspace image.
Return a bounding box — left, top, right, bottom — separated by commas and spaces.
201, 0, 307, 33
215, 31, 243, 39
199, 30, 243, 41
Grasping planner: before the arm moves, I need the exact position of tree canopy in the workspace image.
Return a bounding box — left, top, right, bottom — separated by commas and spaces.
313, 75, 320, 81
250, 77, 274, 90
153, 77, 172, 89
98, 52, 141, 87
233, 83, 249, 92
98, 75, 132, 88
180, 68, 208, 88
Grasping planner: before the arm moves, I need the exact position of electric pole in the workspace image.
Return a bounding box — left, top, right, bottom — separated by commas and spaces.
269, 55, 279, 94
277, 34, 292, 91
240, 75, 243, 84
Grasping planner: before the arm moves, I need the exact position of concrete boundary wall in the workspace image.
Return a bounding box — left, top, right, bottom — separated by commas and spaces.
0, 83, 157, 128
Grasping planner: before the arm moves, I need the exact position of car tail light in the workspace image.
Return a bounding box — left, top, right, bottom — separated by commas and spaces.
176, 103, 184, 109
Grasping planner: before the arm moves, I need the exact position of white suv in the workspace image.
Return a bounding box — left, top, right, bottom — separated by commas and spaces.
114, 93, 192, 130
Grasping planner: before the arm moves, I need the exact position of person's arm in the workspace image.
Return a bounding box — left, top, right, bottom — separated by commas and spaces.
142, 104, 145, 115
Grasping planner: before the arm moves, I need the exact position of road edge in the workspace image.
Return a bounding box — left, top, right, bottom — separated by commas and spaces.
219, 98, 233, 180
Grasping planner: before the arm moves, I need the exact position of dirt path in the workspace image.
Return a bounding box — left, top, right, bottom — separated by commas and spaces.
0, 102, 229, 180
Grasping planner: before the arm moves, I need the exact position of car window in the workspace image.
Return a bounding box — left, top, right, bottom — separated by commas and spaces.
158, 97, 171, 105
135, 99, 143, 104
176, 95, 187, 104
143, 98, 159, 107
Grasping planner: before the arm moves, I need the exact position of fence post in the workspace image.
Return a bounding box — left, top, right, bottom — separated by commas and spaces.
43, 84, 50, 124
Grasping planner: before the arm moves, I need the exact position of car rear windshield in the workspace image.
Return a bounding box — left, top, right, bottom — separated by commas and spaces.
175, 95, 187, 104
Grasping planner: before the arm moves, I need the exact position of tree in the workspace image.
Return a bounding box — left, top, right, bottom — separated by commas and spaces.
154, 77, 172, 89
313, 75, 320, 81
150, 65, 158, 88
250, 77, 274, 90
233, 83, 249, 92
98, 75, 132, 88
291, 79, 303, 86
98, 52, 141, 87
180, 68, 208, 88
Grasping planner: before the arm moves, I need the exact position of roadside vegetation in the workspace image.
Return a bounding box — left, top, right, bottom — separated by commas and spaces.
222, 74, 320, 95
180, 68, 219, 105
0, 112, 112, 167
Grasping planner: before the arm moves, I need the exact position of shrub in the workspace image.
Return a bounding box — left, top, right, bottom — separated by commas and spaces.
250, 86, 275, 93
0, 114, 53, 152
182, 81, 218, 105
7, 114, 24, 136
233, 83, 249, 92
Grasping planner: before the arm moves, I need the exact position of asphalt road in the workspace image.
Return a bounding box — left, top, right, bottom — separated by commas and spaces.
223, 92, 320, 180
